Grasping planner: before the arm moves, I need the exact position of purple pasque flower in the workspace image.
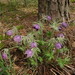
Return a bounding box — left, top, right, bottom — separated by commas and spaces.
57, 33, 64, 38
33, 24, 40, 30
13, 35, 22, 43
61, 22, 68, 27
58, 26, 62, 30
6, 30, 13, 36
30, 42, 37, 48
55, 43, 62, 49
25, 49, 34, 58
2, 53, 8, 60
47, 16, 51, 21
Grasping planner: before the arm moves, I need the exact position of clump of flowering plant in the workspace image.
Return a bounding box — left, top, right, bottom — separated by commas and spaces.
0, 16, 70, 75
0, 48, 15, 75
58, 22, 68, 31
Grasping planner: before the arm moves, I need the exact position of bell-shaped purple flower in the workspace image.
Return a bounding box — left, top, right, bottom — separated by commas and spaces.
6, 30, 13, 36
55, 43, 62, 49
33, 24, 40, 30
30, 42, 37, 48
47, 16, 51, 21
58, 26, 62, 30
2, 53, 8, 60
13, 35, 22, 43
25, 49, 34, 58
57, 33, 64, 38
61, 22, 68, 28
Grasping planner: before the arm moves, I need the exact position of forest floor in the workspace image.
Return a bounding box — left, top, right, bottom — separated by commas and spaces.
0, 6, 38, 35
0, 3, 75, 75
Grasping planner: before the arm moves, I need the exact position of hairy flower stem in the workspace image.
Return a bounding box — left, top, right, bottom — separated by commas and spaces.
41, 29, 43, 41
8, 51, 16, 75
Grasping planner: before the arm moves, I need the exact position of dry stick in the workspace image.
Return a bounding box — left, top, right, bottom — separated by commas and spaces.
54, 63, 67, 75
65, 65, 75, 72
17, 67, 24, 75
62, 67, 71, 75
50, 68, 58, 75
32, 69, 37, 75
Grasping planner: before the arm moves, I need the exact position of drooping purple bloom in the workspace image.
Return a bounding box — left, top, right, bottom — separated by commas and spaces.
47, 16, 51, 21
6, 30, 13, 36
30, 42, 37, 48
61, 22, 68, 27
13, 35, 22, 43
2, 53, 8, 60
55, 43, 62, 49
58, 26, 62, 30
25, 49, 34, 58
57, 33, 64, 38
33, 24, 40, 30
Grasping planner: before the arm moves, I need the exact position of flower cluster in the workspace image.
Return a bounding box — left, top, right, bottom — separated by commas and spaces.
2, 16, 69, 68
54, 22, 68, 50
6, 29, 22, 43
25, 42, 37, 58
58, 22, 68, 30
55, 33, 65, 50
